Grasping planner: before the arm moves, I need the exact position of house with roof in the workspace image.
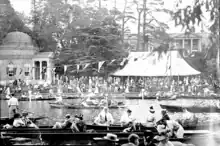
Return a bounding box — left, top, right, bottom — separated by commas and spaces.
0, 31, 54, 85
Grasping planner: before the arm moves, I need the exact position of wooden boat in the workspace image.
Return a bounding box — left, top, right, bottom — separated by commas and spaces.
0, 97, 56, 101
49, 102, 126, 109
1, 127, 210, 141
160, 104, 220, 113
0, 116, 46, 125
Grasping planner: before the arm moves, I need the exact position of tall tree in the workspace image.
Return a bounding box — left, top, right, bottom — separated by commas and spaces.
30, 0, 128, 74
173, 0, 220, 78
133, 0, 172, 51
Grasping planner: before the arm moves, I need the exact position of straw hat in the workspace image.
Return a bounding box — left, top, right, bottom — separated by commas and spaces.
149, 106, 155, 113
103, 133, 119, 142
22, 112, 29, 117
65, 114, 71, 119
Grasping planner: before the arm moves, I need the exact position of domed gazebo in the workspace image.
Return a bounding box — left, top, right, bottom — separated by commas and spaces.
0, 31, 54, 85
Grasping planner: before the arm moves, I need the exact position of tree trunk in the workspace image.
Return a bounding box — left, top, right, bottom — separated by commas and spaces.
137, 11, 141, 51
142, 0, 147, 51
121, 0, 128, 45
217, 0, 220, 81
99, 0, 101, 9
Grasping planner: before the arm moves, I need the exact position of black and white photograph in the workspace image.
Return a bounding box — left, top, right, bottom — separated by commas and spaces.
0, 0, 220, 145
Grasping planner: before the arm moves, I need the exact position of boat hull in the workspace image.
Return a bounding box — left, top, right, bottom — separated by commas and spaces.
49, 103, 126, 109
160, 104, 220, 113
0, 117, 45, 125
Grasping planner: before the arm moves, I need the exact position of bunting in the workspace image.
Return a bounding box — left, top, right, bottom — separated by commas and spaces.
82, 63, 90, 70
109, 59, 116, 65
76, 65, 80, 73
98, 61, 105, 72
64, 65, 68, 73
120, 58, 126, 66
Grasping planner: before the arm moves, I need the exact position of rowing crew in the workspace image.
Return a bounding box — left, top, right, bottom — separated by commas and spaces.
3, 112, 38, 129
93, 106, 184, 139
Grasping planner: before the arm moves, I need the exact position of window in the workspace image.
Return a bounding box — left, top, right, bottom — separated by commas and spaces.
35, 61, 40, 80
7, 63, 16, 77
175, 39, 183, 48
42, 61, 47, 80
192, 39, 199, 51
184, 39, 191, 49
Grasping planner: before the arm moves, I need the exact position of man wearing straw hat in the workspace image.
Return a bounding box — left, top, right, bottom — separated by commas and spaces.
8, 93, 19, 119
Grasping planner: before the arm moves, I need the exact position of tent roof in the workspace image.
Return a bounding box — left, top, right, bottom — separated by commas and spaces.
112, 50, 201, 76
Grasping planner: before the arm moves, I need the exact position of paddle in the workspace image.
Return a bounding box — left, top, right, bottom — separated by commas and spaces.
17, 108, 59, 122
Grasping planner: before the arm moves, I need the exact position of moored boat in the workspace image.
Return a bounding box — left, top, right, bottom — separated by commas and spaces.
0, 116, 46, 125
160, 104, 220, 113
1, 127, 210, 141
49, 102, 126, 109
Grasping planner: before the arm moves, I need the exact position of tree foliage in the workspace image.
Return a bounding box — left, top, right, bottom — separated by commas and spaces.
30, 0, 128, 74
173, 0, 219, 77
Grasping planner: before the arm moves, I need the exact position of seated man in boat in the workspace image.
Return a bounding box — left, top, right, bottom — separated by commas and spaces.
71, 114, 86, 132
154, 131, 174, 146
122, 133, 140, 146
145, 106, 156, 127
85, 96, 99, 105
21, 112, 39, 129
94, 107, 114, 126
120, 109, 136, 129
34, 91, 43, 99
53, 114, 72, 129
55, 94, 63, 104
13, 113, 26, 128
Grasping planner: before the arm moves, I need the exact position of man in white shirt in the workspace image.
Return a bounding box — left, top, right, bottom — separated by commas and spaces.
145, 106, 156, 127
94, 107, 114, 126
120, 109, 136, 127
8, 94, 19, 119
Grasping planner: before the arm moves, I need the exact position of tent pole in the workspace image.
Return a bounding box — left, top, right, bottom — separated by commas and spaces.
169, 47, 172, 91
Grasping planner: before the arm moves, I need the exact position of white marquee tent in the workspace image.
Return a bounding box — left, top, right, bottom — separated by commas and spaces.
112, 50, 201, 76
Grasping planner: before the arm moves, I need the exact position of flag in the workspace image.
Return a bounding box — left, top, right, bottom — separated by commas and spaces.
98, 61, 105, 72
109, 59, 116, 65
120, 58, 126, 66
82, 63, 90, 70
64, 65, 68, 73
76, 65, 80, 73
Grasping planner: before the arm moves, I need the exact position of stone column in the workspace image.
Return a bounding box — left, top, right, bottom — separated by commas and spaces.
47, 60, 52, 84
40, 61, 42, 80
32, 61, 35, 80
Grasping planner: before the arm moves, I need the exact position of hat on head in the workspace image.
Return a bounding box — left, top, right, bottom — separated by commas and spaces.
22, 112, 28, 117
75, 114, 83, 120
14, 113, 21, 119
128, 133, 139, 143
103, 133, 119, 142
149, 106, 155, 113
65, 114, 71, 119
127, 109, 132, 113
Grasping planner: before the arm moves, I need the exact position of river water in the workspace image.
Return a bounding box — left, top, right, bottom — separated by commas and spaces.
1, 99, 220, 145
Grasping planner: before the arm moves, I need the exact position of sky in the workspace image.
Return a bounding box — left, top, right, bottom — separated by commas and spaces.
10, 0, 211, 33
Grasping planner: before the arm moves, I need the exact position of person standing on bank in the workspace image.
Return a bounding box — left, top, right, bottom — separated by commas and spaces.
8, 93, 19, 119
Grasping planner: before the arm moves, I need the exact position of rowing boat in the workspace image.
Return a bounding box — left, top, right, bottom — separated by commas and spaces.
1, 127, 209, 141
49, 102, 126, 109
160, 104, 220, 113
0, 116, 46, 125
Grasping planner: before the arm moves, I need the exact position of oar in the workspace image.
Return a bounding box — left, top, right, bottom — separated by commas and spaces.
17, 108, 59, 122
